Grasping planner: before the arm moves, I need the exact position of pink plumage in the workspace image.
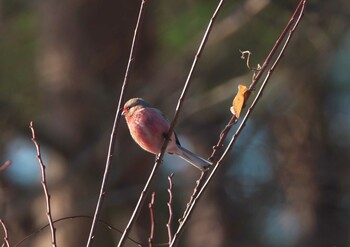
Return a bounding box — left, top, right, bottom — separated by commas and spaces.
123, 98, 211, 171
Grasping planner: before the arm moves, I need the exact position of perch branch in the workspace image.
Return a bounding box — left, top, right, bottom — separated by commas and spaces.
117, 0, 224, 246
29, 121, 56, 247
86, 0, 147, 246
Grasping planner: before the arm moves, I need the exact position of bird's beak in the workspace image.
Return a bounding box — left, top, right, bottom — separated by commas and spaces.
120, 107, 125, 116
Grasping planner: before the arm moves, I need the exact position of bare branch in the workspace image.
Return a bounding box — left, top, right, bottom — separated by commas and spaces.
170, 0, 225, 130
86, 0, 148, 246
166, 174, 174, 244
117, 0, 224, 246
148, 193, 156, 247
207, 0, 270, 46
117, 155, 163, 247
210, 0, 307, 161
170, 1, 307, 246
29, 122, 56, 247
248, 1, 306, 92
0, 219, 10, 247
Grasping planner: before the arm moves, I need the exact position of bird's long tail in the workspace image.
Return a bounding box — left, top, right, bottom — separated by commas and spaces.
176, 145, 212, 171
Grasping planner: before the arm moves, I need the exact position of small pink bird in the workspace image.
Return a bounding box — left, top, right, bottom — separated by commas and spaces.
122, 98, 211, 171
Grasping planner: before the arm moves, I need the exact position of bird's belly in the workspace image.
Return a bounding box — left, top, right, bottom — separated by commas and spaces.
128, 108, 179, 155
129, 114, 165, 154
131, 126, 161, 154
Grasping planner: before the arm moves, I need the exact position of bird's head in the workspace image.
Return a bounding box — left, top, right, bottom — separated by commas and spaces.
122, 98, 150, 116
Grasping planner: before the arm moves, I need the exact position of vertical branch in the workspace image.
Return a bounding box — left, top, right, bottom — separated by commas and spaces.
170, 1, 307, 246
117, 1, 224, 246
0, 219, 10, 247
166, 174, 174, 244
148, 193, 156, 247
86, 0, 147, 246
29, 121, 57, 247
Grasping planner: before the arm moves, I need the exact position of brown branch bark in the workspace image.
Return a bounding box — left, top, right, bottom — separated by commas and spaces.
29, 121, 57, 247
166, 174, 174, 244
0, 219, 10, 247
148, 193, 156, 247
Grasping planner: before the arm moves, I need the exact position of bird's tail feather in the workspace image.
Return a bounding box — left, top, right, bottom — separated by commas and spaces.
176, 146, 212, 171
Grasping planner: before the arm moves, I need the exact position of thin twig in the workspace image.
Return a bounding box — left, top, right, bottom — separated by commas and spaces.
170, 1, 307, 246
179, 171, 206, 222
29, 121, 56, 247
166, 174, 174, 244
208, 116, 237, 162
0, 219, 10, 247
148, 193, 156, 247
14, 215, 142, 247
247, 2, 306, 92
117, 0, 224, 246
86, 1, 147, 246
0, 160, 12, 173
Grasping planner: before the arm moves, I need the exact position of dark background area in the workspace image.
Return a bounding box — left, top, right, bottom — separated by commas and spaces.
1, 0, 350, 246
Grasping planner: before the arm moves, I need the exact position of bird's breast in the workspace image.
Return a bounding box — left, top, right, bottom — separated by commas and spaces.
127, 108, 171, 154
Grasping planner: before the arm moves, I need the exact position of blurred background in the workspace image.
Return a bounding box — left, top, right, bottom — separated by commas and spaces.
1, 0, 350, 246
